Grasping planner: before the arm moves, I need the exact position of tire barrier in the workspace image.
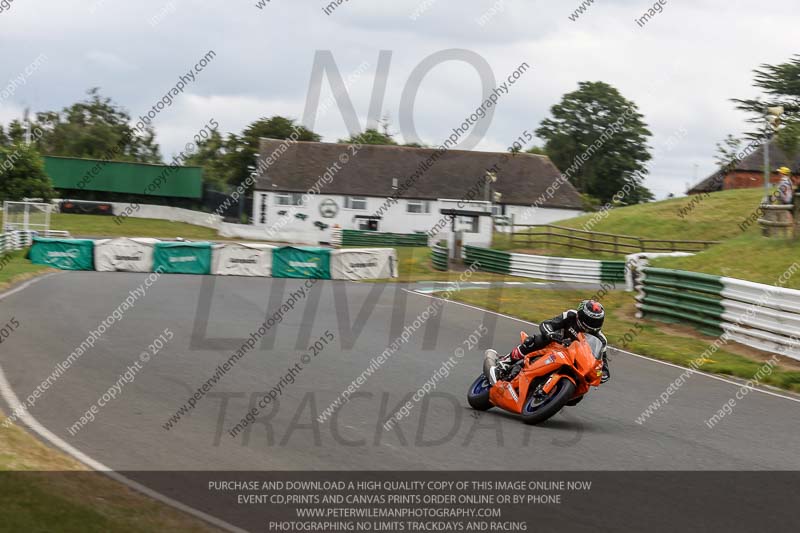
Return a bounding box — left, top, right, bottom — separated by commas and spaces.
28, 237, 398, 281
1, 231, 33, 254
431, 244, 448, 271
635, 267, 800, 361
624, 252, 695, 292
464, 246, 626, 283
1, 230, 70, 255
332, 229, 429, 247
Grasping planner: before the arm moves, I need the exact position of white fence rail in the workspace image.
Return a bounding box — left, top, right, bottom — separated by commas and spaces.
1, 230, 71, 255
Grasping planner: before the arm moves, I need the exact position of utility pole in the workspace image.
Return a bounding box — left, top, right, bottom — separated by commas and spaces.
23, 107, 31, 146
764, 106, 785, 200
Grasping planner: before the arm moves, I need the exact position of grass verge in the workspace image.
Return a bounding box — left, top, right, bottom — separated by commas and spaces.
367, 247, 545, 283
0, 416, 218, 532
652, 232, 800, 289
491, 188, 800, 288
438, 287, 800, 393
50, 213, 220, 240
0, 251, 52, 291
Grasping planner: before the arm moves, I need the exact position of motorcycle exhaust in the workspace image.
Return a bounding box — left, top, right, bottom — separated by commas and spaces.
483, 349, 499, 385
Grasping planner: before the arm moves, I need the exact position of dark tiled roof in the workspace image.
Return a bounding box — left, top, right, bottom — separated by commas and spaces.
687, 173, 725, 194
255, 140, 584, 209
737, 142, 800, 172
687, 141, 800, 194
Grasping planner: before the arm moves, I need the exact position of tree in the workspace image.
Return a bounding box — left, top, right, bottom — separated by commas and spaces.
714, 134, 743, 169
526, 145, 548, 156
5, 120, 26, 145
228, 116, 319, 188
27, 88, 161, 163
775, 118, 800, 164
734, 55, 800, 141
186, 116, 320, 191
338, 128, 397, 145
0, 144, 55, 202
182, 128, 229, 191
536, 81, 653, 204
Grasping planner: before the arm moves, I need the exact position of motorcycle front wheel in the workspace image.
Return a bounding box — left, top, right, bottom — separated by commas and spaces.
520, 378, 576, 425
467, 375, 492, 411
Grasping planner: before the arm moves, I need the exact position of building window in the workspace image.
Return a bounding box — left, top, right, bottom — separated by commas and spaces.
406, 200, 431, 214
275, 193, 304, 206
259, 194, 267, 224
345, 196, 367, 210
459, 216, 479, 233
357, 219, 379, 231
491, 204, 504, 216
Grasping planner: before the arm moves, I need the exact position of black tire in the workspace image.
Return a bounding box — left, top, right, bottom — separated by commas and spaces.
565, 395, 584, 407
467, 375, 492, 411
520, 378, 576, 425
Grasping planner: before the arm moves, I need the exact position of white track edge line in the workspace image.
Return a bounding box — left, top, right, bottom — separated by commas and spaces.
0, 274, 245, 533
404, 288, 800, 405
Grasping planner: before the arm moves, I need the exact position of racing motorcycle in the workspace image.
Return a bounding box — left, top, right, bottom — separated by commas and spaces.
467, 331, 604, 424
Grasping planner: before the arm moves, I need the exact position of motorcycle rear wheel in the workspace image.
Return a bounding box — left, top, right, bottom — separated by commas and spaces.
467, 375, 492, 411
520, 378, 576, 425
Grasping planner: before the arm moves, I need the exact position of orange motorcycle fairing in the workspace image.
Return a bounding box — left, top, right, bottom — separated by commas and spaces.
488, 333, 603, 415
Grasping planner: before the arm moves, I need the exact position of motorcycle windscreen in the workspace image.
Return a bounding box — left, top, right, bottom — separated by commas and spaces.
586, 334, 604, 360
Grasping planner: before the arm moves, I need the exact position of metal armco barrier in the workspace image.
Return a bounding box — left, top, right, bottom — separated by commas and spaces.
332, 229, 428, 248
431, 244, 448, 271
464, 246, 626, 283
635, 267, 800, 361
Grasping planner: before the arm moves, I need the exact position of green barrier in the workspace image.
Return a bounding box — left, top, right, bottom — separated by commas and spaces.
29, 237, 95, 271
600, 261, 627, 282
464, 246, 512, 275
642, 267, 724, 295
273, 247, 332, 279
638, 302, 724, 337
641, 285, 724, 315
638, 267, 726, 336
431, 245, 448, 271
341, 230, 427, 247
152, 242, 212, 275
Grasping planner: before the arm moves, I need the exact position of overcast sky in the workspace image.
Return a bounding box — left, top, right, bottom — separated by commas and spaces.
1, 0, 797, 198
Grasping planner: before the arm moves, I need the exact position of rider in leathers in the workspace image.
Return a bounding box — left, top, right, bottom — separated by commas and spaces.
499, 300, 610, 383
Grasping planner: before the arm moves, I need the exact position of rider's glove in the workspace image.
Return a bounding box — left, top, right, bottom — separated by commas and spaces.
601, 354, 610, 384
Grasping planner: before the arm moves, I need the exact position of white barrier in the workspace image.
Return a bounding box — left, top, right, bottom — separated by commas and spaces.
211, 243, 275, 277
719, 276, 800, 360
636, 267, 800, 361
508, 253, 626, 284
330, 248, 398, 280
94, 238, 159, 272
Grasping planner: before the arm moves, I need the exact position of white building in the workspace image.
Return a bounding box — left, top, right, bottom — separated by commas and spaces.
252, 139, 584, 247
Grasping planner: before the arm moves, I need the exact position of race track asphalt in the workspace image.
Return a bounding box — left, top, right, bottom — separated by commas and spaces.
2, 271, 799, 473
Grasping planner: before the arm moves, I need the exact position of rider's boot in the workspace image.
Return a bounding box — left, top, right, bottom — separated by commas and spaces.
601, 354, 610, 383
